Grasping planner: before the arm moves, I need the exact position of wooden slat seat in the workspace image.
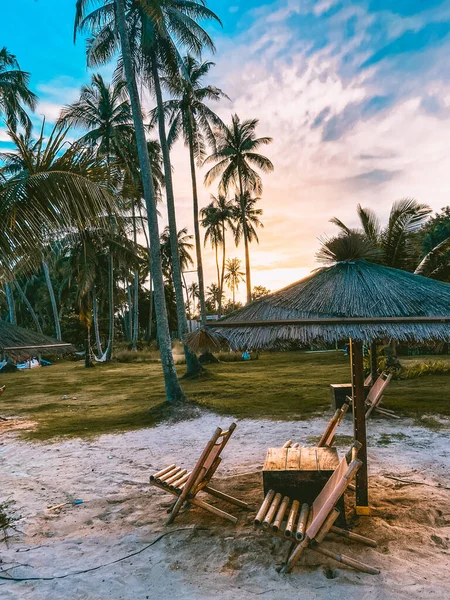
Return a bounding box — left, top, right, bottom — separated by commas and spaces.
150, 423, 249, 525
283, 399, 350, 450
254, 444, 380, 575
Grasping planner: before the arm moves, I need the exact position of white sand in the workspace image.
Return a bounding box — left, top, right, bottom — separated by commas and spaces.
1, 413, 450, 599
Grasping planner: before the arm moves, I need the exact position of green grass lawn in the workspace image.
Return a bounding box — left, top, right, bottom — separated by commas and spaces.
1, 351, 449, 441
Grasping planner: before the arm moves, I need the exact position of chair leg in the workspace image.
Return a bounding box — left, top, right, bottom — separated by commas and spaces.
311, 546, 380, 575
280, 537, 309, 573
283, 541, 296, 565
166, 492, 189, 525
203, 486, 249, 509
329, 525, 377, 547
190, 496, 238, 524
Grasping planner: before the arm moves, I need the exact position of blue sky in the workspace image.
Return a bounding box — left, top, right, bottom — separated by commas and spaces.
3, 0, 450, 294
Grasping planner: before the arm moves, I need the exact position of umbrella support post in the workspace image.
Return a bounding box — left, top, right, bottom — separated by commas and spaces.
350, 339, 369, 514
370, 341, 377, 385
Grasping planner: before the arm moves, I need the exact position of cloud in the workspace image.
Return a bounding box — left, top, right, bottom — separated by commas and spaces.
176, 0, 450, 299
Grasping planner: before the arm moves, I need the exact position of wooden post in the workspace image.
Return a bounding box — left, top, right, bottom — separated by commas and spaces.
370, 341, 377, 384
349, 339, 369, 514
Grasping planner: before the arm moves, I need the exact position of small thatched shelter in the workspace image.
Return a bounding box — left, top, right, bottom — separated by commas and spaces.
0, 321, 75, 360
211, 260, 450, 513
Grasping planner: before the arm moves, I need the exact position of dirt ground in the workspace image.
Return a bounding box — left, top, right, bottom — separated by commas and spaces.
1, 413, 450, 599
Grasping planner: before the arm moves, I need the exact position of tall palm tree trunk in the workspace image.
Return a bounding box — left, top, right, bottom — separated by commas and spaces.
132, 203, 139, 351
219, 224, 226, 318
187, 133, 208, 324
115, 0, 185, 402
132, 273, 139, 347
14, 281, 42, 332
138, 206, 153, 341
92, 285, 103, 356
42, 259, 62, 340
126, 281, 133, 343
104, 251, 114, 359
151, 56, 202, 376
214, 244, 220, 290
5, 282, 16, 325
238, 171, 252, 303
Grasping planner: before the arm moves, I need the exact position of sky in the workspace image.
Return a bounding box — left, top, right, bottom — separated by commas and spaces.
3, 0, 450, 300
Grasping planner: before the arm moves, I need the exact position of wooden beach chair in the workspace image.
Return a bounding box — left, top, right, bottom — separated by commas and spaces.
150, 423, 249, 525
365, 372, 397, 419
254, 445, 379, 575
283, 399, 350, 450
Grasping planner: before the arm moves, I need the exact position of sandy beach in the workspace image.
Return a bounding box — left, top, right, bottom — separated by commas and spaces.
1, 413, 450, 599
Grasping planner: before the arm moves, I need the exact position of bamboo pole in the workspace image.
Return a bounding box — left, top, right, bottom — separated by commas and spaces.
255, 490, 275, 526
295, 503, 309, 541
350, 339, 369, 512
190, 496, 238, 524
165, 469, 187, 486
281, 536, 310, 573
273, 496, 290, 532
373, 407, 400, 419
318, 409, 341, 447
157, 467, 182, 484
311, 546, 380, 575
203, 486, 249, 509
310, 508, 339, 547
285, 500, 300, 538
263, 493, 282, 528
329, 526, 377, 547
170, 472, 191, 490
150, 464, 176, 481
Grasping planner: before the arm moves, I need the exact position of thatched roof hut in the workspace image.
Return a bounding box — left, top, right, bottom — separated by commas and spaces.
212, 260, 450, 350
0, 321, 75, 359
211, 260, 450, 515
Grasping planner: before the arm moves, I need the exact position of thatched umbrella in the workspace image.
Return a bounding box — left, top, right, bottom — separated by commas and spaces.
0, 321, 75, 360
184, 328, 230, 355
211, 260, 450, 513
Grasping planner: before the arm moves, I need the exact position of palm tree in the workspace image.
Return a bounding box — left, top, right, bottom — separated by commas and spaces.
232, 191, 263, 288
60, 73, 134, 164
224, 257, 245, 310
317, 230, 383, 265
75, 0, 185, 401
61, 74, 135, 355
160, 227, 194, 283
0, 120, 117, 339
4, 282, 16, 324
75, 0, 219, 378
200, 193, 234, 317
157, 55, 228, 324
187, 282, 199, 318
330, 199, 431, 271
204, 114, 273, 303
0, 47, 37, 131
206, 283, 223, 313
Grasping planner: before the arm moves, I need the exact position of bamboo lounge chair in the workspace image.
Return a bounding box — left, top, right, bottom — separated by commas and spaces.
283, 399, 350, 450
150, 423, 249, 525
254, 445, 379, 575
365, 372, 396, 418
283, 370, 394, 451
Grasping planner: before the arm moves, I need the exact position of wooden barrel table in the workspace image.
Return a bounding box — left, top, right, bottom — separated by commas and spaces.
263, 447, 345, 521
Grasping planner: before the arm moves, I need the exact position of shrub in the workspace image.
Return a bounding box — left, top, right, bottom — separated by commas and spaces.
400, 360, 450, 379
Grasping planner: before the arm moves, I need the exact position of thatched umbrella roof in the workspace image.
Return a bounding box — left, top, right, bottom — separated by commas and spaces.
0, 321, 75, 358
184, 328, 230, 354
212, 260, 450, 350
